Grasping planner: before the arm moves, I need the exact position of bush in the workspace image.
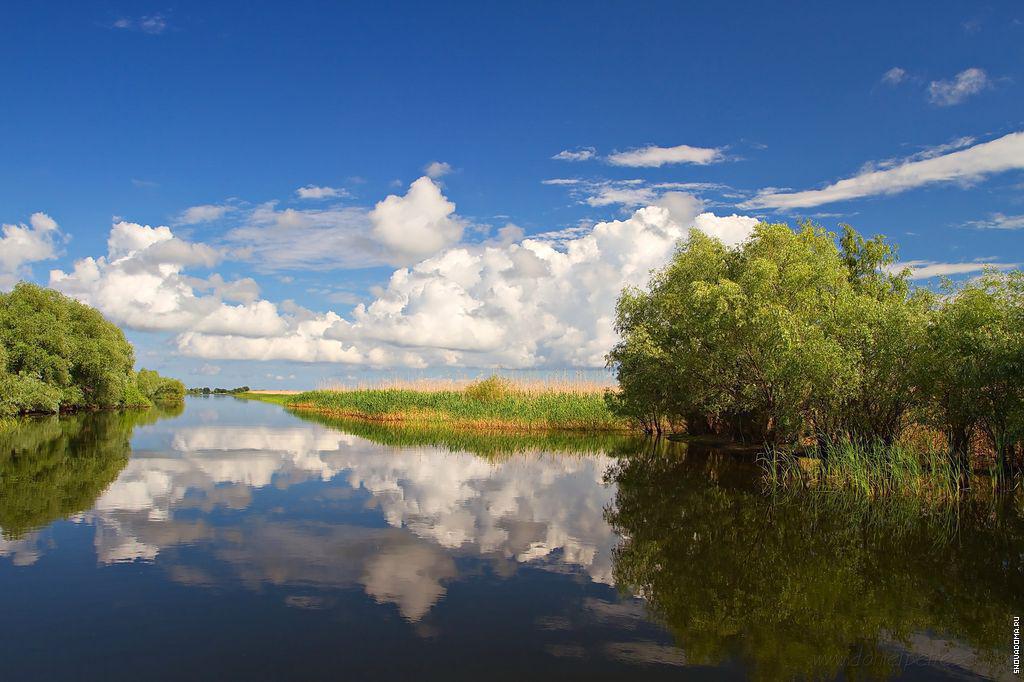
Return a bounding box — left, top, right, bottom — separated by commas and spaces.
136, 369, 185, 404
464, 375, 513, 402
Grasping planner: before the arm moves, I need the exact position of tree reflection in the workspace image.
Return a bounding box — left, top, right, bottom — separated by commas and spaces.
605, 441, 1024, 680
0, 405, 181, 539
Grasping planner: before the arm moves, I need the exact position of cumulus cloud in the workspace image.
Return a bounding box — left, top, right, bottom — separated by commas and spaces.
423, 161, 453, 179
47, 185, 758, 368
180, 201, 757, 366
742, 131, 1024, 209
0, 212, 64, 290
928, 68, 990, 106
177, 204, 233, 224
881, 67, 907, 86
49, 220, 294, 337
606, 143, 724, 167
322, 202, 755, 367
227, 177, 462, 271
296, 185, 347, 200
369, 177, 466, 265
552, 147, 596, 162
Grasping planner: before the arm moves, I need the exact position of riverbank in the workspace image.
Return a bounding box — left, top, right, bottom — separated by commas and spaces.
240, 376, 629, 432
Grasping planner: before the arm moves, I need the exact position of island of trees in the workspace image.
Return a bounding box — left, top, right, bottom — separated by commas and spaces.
607, 222, 1023, 491
187, 385, 251, 395
0, 283, 184, 419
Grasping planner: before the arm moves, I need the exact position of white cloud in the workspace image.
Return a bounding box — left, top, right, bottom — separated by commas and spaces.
606, 143, 724, 167
50, 220, 294, 337
552, 147, 596, 162
369, 177, 466, 265
112, 14, 167, 34
296, 185, 347, 200
964, 213, 1024, 230
541, 178, 581, 186
226, 203, 379, 271
47, 187, 758, 369
423, 161, 453, 179
897, 259, 1018, 280
198, 363, 221, 376
928, 68, 990, 106
741, 131, 1024, 209
182, 201, 745, 366
319, 201, 756, 368
178, 204, 233, 225
0, 212, 64, 290
585, 185, 657, 207
881, 67, 907, 86
228, 177, 463, 271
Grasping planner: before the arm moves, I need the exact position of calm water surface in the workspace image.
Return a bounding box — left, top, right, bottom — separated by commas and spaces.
0, 397, 1019, 680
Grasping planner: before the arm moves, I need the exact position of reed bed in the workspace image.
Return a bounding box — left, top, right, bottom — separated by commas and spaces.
244, 375, 627, 432
315, 371, 615, 395
762, 437, 975, 503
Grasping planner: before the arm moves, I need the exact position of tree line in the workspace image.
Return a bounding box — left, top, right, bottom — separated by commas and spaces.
1, 283, 184, 417
606, 222, 1024, 479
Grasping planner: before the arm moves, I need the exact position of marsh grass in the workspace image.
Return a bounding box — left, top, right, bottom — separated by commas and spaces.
762, 437, 972, 503
315, 371, 615, 395
241, 374, 628, 431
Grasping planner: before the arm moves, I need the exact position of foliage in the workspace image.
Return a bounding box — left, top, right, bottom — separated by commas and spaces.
136, 368, 185, 404
607, 222, 1023, 484
0, 283, 183, 415
920, 270, 1024, 476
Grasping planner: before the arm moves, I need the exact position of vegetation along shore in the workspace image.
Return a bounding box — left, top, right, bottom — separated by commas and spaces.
607, 222, 1024, 496
242, 375, 626, 432
0, 283, 184, 421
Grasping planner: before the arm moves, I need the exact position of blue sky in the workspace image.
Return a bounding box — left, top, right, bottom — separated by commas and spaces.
2, 1, 1022, 388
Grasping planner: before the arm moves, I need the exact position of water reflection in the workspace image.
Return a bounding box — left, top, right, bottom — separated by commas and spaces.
3, 398, 620, 623
2, 398, 1021, 680
605, 443, 1024, 681
0, 406, 181, 545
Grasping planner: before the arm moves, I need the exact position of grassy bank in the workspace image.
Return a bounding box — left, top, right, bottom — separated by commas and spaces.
241, 376, 628, 432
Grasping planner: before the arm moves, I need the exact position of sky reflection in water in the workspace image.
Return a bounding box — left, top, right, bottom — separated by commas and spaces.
0, 397, 1018, 681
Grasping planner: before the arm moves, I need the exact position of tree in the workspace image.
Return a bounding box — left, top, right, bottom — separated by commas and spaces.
923, 270, 1024, 479
0, 283, 183, 415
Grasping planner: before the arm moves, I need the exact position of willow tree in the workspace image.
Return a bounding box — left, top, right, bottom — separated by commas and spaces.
607, 222, 943, 448
923, 269, 1024, 477
0, 283, 183, 415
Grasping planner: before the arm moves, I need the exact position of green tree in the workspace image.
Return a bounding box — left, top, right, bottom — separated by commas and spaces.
0, 283, 183, 415
923, 269, 1024, 478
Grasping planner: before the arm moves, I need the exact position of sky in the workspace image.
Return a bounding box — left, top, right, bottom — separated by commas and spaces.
1, 1, 1023, 389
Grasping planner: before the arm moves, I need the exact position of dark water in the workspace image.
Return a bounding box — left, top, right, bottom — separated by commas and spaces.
0, 397, 1019, 681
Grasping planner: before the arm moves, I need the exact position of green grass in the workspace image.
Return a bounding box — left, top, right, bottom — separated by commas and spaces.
240, 376, 628, 432
761, 437, 972, 503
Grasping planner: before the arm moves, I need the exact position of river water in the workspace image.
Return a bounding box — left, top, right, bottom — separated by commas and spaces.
0, 397, 1019, 680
